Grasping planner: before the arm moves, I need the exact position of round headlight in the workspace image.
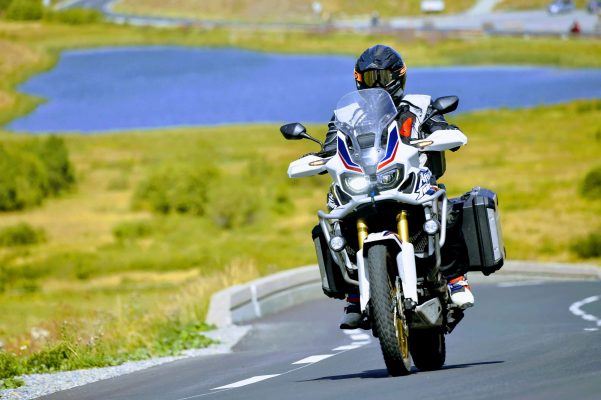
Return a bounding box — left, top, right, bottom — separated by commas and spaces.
423, 219, 440, 235
376, 167, 404, 191
329, 236, 347, 252
344, 175, 370, 194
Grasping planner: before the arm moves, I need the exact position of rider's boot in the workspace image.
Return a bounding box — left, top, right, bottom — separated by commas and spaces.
448, 275, 474, 309
339, 295, 361, 329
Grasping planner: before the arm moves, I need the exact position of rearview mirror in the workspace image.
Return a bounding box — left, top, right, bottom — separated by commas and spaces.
431, 96, 459, 115
280, 122, 308, 140
280, 123, 323, 147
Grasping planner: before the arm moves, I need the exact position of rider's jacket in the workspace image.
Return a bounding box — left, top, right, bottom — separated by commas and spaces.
321, 94, 459, 179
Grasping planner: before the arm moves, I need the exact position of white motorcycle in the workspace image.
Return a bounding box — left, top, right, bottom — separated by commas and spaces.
281, 88, 504, 376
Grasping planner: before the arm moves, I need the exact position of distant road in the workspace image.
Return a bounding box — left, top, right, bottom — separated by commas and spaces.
58, 0, 600, 35
41, 279, 601, 400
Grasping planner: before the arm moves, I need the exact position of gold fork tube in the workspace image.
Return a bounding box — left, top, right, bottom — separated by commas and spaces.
357, 219, 368, 249
397, 211, 409, 242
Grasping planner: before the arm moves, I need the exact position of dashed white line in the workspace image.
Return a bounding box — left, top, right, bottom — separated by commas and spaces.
292, 354, 335, 364
584, 328, 599, 332
211, 375, 280, 390
569, 295, 601, 330
497, 280, 545, 288
350, 333, 371, 341
332, 344, 362, 351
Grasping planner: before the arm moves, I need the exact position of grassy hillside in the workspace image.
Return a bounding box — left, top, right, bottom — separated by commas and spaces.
113, 0, 476, 22
0, 100, 600, 384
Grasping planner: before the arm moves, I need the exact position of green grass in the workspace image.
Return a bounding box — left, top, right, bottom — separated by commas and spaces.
495, 0, 589, 11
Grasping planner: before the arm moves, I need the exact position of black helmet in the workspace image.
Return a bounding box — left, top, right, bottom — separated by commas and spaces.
354, 45, 407, 101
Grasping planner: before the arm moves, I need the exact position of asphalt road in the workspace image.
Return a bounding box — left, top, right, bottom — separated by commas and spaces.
41, 280, 601, 400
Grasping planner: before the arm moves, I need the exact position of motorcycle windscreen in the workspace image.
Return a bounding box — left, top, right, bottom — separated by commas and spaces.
333, 89, 397, 176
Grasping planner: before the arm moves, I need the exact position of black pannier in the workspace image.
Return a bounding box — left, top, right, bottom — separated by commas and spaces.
452, 187, 505, 275
312, 225, 347, 299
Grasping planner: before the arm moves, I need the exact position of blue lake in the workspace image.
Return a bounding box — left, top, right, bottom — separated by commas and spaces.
7, 47, 601, 133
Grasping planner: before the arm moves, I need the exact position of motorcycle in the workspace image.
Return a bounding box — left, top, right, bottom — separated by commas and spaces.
281, 88, 504, 376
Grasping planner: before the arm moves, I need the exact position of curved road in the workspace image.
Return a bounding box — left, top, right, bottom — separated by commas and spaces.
58, 0, 600, 34
41, 280, 601, 400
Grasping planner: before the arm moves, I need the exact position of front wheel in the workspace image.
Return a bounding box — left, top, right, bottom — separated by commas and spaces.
368, 245, 411, 376
409, 328, 446, 371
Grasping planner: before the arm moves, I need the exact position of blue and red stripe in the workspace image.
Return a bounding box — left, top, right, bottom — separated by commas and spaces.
378, 126, 399, 170
337, 136, 362, 173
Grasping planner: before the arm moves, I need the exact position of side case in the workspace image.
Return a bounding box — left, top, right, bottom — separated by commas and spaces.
312, 225, 347, 299
460, 187, 505, 275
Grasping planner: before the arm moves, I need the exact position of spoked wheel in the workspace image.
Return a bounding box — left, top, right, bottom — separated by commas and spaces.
368, 244, 411, 376
410, 328, 446, 371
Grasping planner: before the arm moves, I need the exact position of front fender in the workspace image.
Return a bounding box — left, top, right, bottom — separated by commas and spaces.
359, 232, 418, 310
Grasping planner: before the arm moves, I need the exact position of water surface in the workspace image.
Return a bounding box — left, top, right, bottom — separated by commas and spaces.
7, 47, 601, 133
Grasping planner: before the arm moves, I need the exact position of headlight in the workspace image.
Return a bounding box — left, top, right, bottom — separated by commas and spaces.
377, 167, 404, 191
341, 167, 404, 196
343, 174, 370, 195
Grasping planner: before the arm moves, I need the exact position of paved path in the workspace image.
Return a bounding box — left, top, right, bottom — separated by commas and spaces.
39, 279, 601, 400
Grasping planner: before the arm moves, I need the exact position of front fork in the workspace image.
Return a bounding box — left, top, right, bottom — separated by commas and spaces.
357, 211, 418, 313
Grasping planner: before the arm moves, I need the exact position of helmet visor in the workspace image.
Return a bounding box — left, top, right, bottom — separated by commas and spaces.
362, 69, 394, 88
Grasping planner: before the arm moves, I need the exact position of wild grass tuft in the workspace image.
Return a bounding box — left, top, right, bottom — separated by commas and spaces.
580, 165, 601, 199
571, 229, 601, 259
0, 222, 46, 247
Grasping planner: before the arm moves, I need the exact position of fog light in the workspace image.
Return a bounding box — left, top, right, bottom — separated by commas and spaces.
329, 236, 346, 252
423, 219, 440, 235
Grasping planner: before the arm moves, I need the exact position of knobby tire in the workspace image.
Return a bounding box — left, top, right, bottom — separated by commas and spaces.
368, 244, 412, 376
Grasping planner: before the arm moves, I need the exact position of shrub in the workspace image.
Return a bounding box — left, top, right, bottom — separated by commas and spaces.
0, 0, 13, 13
113, 220, 153, 241
34, 136, 76, 196
0, 223, 46, 247
5, 0, 43, 21
571, 229, 601, 259
44, 8, 104, 25
133, 164, 218, 216
0, 146, 48, 211
0, 137, 75, 212
580, 165, 601, 199
0, 351, 22, 381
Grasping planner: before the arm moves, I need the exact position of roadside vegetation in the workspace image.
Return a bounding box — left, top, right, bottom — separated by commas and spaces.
495, 0, 589, 11
1, 100, 600, 386
0, 14, 600, 389
113, 0, 476, 22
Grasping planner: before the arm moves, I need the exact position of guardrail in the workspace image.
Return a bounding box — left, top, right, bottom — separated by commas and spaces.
206, 261, 600, 328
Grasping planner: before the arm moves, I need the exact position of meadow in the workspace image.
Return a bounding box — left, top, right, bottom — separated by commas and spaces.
0, 17, 600, 387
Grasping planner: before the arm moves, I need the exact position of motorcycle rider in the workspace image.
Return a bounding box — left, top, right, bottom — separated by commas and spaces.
317, 44, 474, 329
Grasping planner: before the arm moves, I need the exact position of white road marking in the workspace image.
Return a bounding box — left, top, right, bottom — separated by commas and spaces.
497, 280, 545, 288
211, 375, 280, 390
350, 333, 371, 341
332, 344, 362, 351
584, 328, 599, 332
342, 329, 360, 335
292, 354, 335, 364
569, 295, 601, 328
